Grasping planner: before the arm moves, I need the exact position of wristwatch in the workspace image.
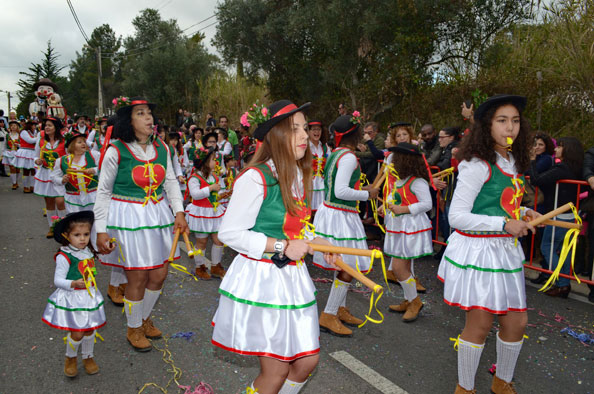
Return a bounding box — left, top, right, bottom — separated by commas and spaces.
273, 239, 286, 257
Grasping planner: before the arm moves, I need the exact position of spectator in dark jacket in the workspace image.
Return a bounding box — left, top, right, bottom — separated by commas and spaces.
526, 132, 555, 177
530, 137, 584, 297
420, 124, 441, 166
582, 146, 594, 302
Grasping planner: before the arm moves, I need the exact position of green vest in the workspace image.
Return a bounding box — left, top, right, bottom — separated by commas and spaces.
324, 148, 361, 210
249, 163, 310, 240
471, 160, 525, 219
94, 133, 104, 150
110, 139, 168, 204
60, 152, 98, 193
56, 250, 97, 281
187, 143, 198, 161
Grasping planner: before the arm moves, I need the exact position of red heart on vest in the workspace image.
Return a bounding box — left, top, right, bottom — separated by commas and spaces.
131, 163, 166, 190
500, 186, 523, 218
78, 258, 95, 280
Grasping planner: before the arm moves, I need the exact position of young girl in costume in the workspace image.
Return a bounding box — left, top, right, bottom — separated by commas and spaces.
212, 100, 337, 394
312, 114, 380, 337
184, 126, 203, 162
34, 117, 67, 237
15, 120, 39, 193
308, 120, 329, 213
437, 95, 539, 394
42, 211, 106, 378
185, 147, 226, 280
383, 142, 433, 322
91, 117, 108, 154
94, 97, 188, 352
167, 132, 189, 194
4, 120, 21, 189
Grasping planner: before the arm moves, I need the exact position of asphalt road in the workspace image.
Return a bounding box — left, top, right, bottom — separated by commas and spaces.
0, 176, 593, 394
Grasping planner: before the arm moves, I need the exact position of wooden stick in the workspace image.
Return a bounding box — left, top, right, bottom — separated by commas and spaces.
309, 243, 376, 257
66, 168, 86, 173
432, 167, 454, 179
541, 219, 581, 230
168, 228, 181, 262
334, 257, 382, 293
527, 203, 574, 227
182, 232, 195, 257
371, 170, 386, 189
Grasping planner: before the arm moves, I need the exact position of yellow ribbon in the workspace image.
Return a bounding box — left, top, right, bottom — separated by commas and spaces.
449, 335, 483, 351
63, 334, 76, 351
314, 156, 325, 177
95, 332, 104, 343
122, 298, 138, 315
170, 263, 198, 281
539, 203, 582, 292
110, 237, 126, 264
246, 387, 259, 394
140, 162, 161, 206
82, 264, 97, 298
137, 337, 184, 394
357, 285, 384, 328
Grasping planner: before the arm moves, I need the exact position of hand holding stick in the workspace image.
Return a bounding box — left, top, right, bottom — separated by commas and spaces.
527, 203, 574, 227
168, 228, 181, 262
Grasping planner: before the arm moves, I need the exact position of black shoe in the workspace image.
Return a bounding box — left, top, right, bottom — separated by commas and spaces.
530, 272, 549, 285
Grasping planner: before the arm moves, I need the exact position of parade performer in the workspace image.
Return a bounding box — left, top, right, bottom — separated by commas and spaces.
167, 132, 188, 194
308, 119, 329, 213
185, 146, 226, 280
52, 131, 99, 214
94, 97, 188, 352
34, 117, 67, 237
184, 126, 203, 161
437, 95, 539, 394
89, 116, 108, 153
212, 100, 337, 394
15, 119, 39, 193
383, 143, 433, 322
42, 211, 106, 378
4, 120, 21, 189
312, 114, 380, 337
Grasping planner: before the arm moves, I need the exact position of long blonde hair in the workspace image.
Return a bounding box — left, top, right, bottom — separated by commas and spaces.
249, 115, 312, 215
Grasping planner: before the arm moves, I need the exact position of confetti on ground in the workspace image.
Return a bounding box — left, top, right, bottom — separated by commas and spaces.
560, 327, 594, 345
178, 383, 214, 394
171, 331, 196, 341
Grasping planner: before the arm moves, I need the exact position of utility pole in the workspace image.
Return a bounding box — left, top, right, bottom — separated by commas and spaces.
6, 91, 12, 111
96, 46, 105, 117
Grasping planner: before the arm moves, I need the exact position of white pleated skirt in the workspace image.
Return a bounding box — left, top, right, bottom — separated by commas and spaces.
34, 167, 65, 198
384, 212, 433, 259
42, 287, 106, 331
185, 203, 225, 238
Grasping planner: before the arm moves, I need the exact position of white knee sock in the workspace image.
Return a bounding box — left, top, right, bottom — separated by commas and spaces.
10, 173, 16, 184
399, 275, 418, 302
211, 244, 224, 265
110, 267, 126, 286
124, 298, 143, 328
324, 277, 349, 315
22, 175, 29, 187
65, 333, 82, 357
81, 332, 96, 359
58, 209, 66, 218
458, 338, 485, 391
142, 288, 161, 320
194, 250, 205, 268
279, 379, 307, 394
495, 332, 523, 383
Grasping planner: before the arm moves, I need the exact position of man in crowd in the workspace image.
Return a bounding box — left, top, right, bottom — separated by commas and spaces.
219, 115, 239, 163
419, 124, 441, 166
338, 103, 347, 116
355, 121, 384, 188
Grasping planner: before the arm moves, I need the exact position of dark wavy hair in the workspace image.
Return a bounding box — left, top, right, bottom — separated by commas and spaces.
458, 102, 531, 173
532, 131, 555, 156
557, 137, 584, 178
113, 108, 157, 143
392, 152, 430, 183
43, 119, 64, 142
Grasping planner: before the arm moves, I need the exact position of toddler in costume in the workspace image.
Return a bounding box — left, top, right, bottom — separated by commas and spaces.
42, 211, 106, 377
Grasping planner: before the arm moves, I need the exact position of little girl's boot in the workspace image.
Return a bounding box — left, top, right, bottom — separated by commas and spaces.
64, 333, 82, 378
81, 332, 99, 375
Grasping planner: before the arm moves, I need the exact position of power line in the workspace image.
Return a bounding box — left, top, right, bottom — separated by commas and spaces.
66, 0, 91, 46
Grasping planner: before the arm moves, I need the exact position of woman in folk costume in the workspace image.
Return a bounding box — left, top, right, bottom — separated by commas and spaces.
185, 146, 226, 280
308, 120, 330, 214
4, 120, 21, 189
34, 117, 67, 237
312, 114, 380, 337
15, 119, 39, 193
94, 97, 188, 352
383, 143, 434, 322
212, 100, 338, 394
184, 126, 203, 162
437, 95, 540, 394
51, 130, 99, 214
90, 116, 109, 154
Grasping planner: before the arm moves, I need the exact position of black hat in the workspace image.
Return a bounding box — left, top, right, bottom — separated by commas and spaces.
74, 114, 88, 121
201, 131, 218, 147
329, 115, 360, 146
97, 116, 108, 124
33, 78, 59, 93
388, 142, 422, 156
168, 131, 180, 140
389, 121, 412, 128
474, 94, 527, 121
64, 130, 86, 148
115, 97, 157, 117
42, 116, 63, 131
253, 100, 310, 141
193, 146, 217, 169
53, 211, 94, 244
308, 120, 323, 127
8, 120, 20, 127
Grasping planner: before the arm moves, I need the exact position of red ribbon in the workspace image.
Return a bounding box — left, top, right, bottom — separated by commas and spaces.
272, 104, 297, 118
334, 124, 358, 146
98, 125, 113, 170
130, 100, 148, 105
422, 153, 437, 191
308, 121, 322, 126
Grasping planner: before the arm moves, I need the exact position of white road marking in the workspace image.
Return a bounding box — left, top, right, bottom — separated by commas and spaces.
329, 350, 409, 394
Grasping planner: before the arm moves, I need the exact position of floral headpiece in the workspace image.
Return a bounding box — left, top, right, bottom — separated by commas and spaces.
350, 110, 362, 125
111, 96, 130, 110
194, 146, 216, 168
240, 100, 270, 128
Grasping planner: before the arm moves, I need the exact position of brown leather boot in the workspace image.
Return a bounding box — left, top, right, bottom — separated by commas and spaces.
195, 265, 211, 280
337, 306, 364, 326
107, 285, 124, 306
210, 263, 226, 278
82, 357, 99, 375
491, 375, 517, 394
402, 296, 423, 322
388, 299, 410, 313
454, 383, 476, 394
319, 312, 352, 337
386, 270, 398, 284
127, 326, 152, 352
12, 183, 18, 190
46, 229, 54, 238
142, 318, 162, 339
64, 356, 78, 377
415, 277, 426, 293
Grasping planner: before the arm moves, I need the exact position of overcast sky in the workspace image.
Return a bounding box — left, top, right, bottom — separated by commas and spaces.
0, 0, 219, 112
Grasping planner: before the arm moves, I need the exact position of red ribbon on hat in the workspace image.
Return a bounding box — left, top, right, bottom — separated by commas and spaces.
272, 104, 297, 118
334, 124, 358, 146
309, 121, 322, 126
130, 100, 148, 106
